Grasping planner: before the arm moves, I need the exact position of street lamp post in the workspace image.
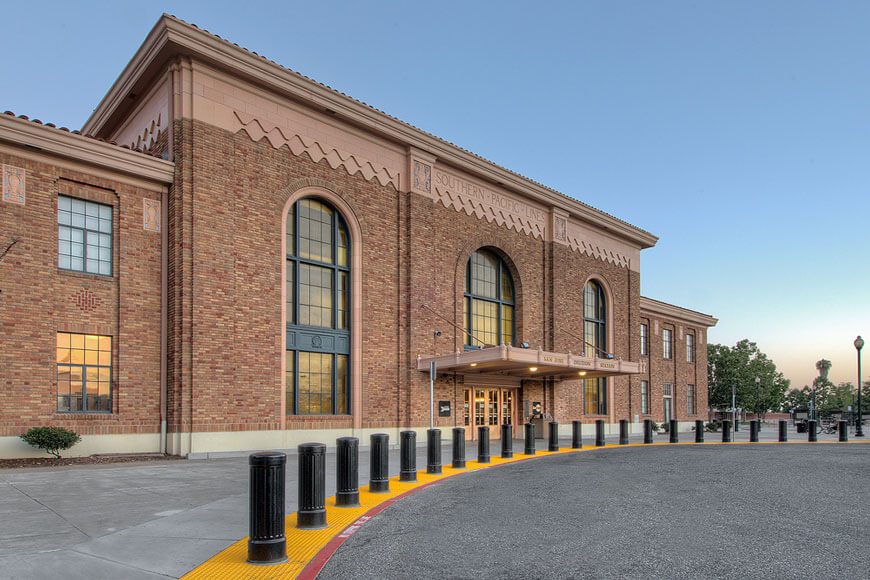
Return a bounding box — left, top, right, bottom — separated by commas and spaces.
855, 336, 864, 437
732, 381, 736, 433
755, 376, 761, 424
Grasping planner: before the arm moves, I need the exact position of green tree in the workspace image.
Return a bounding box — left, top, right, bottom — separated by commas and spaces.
707, 339, 789, 418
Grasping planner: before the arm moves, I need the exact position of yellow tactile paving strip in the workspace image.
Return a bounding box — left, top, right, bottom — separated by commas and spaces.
182, 439, 868, 579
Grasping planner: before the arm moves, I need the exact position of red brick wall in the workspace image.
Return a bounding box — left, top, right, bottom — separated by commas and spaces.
0, 151, 163, 437
634, 313, 709, 423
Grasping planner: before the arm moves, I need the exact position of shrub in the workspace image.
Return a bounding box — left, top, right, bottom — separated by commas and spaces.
20, 427, 81, 459
705, 420, 722, 433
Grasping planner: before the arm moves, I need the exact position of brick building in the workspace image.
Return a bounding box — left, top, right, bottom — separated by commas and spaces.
0, 15, 716, 458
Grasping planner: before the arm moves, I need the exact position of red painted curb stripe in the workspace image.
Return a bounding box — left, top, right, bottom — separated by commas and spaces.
297, 476, 446, 579
297, 453, 546, 579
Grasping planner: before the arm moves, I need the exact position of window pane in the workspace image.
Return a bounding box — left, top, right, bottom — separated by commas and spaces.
296, 352, 334, 415
286, 261, 295, 325
336, 355, 348, 415
469, 250, 498, 298
299, 264, 333, 328
501, 305, 513, 346
500, 267, 513, 303
337, 222, 349, 267
59, 255, 71, 270
298, 199, 334, 264
287, 204, 295, 256
58, 196, 71, 211
471, 299, 499, 346
285, 351, 295, 413
338, 272, 349, 330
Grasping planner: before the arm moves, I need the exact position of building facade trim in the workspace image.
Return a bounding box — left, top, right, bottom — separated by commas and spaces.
83, 15, 658, 250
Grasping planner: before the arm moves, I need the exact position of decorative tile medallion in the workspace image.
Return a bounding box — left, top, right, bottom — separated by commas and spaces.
2, 165, 26, 205
143, 198, 161, 232
412, 160, 431, 194
554, 216, 567, 242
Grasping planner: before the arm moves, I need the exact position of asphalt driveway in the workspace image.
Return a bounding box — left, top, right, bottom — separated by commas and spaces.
320, 444, 870, 579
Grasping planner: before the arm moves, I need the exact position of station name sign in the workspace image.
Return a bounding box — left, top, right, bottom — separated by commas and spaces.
433, 170, 545, 224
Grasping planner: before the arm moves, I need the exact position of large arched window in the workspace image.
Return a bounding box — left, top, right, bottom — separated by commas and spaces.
464, 249, 515, 348
583, 280, 606, 358
584, 280, 607, 415
286, 198, 350, 415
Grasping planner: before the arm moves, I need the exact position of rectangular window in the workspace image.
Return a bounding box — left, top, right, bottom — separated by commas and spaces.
686, 333, 695, 362
640, 323, 648, 356
58, 195, 112, 275
57, 332, 111, 413
662, 329, 673, 360
584, 378, 607, 415
688, 383, 696, 415
641, 380, 649, 415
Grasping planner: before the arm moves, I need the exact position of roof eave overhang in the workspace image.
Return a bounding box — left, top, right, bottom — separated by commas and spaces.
640, 296, 718, 328
0, 115, 174, 185
84, 15, 658, 250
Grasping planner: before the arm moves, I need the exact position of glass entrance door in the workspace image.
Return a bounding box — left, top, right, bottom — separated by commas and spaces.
465, 388, 515, 440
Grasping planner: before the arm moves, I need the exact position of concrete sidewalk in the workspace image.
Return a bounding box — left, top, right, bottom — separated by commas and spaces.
0, 425, 854, 579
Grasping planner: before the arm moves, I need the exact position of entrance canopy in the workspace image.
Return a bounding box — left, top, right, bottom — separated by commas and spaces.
417, 344, 641, 380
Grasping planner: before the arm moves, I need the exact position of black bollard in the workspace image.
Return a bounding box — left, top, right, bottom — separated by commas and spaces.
778, 420, 788, 442
808, 420, 817, 442
478, 426, 491, 463
248, 451, 287, 564
399, 431, 417, 482
695, 420, 705, 443
297, 443, 327, 529
572, 420, 583, 449
501, 424, 513, 458
335, 437, 359, 507
549, 421, 560, 451
595, 419, 605, 447
722, 419, 732, 442
643, 419, 653, 444
369, 433, 390, 492
734, 419, 739, 432
452, 427, 466, 468
619, 419, 629, 445
839, 420, 848, 442
524, 423, 536, 455
750, 420, 759, 443
669, 420, 678, 443
427, 428, 442, 473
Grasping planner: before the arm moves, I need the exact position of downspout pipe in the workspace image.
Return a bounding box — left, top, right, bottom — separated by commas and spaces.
160, 184, 168, 454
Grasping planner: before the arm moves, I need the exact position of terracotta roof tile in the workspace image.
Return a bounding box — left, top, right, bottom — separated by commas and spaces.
2, 110, 163, 159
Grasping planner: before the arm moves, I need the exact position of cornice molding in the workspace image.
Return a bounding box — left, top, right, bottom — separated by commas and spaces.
83, 15, 658, 250
0, 115, 174, 184
639, 296, 718, 328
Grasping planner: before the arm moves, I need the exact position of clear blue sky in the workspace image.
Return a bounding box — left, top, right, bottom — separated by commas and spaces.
3, 1, 868, 388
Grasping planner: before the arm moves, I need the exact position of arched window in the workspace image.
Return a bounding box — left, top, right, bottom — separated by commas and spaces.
583, 280, 606, 358
464, 249, 515, 347
286, 198, 350, 415
584, 280, 607, 415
